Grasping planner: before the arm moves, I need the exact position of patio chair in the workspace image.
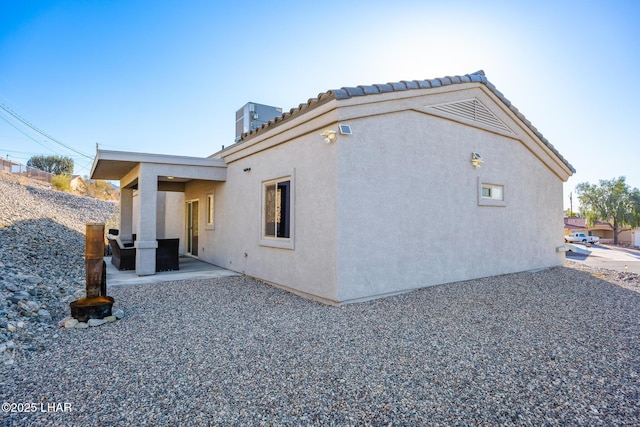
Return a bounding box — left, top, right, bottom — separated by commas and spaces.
108, 236, 136, 271
156, 238, 179, 271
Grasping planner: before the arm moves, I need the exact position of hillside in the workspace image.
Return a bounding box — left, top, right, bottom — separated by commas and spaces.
0, 172, 117, 364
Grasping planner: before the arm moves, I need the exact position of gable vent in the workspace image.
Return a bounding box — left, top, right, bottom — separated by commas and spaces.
430, 98, 512, 133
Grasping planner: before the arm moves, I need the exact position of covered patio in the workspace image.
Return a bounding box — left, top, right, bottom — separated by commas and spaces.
91, 149, 227, 276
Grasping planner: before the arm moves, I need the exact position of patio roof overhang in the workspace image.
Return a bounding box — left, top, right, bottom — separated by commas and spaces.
90, 149, 227, 187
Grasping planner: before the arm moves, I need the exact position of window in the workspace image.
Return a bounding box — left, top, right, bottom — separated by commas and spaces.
481, 184, 503, 200
261, 177, 294, 249
206, 192, 214, 228
264, 179, 290, 238
478, 179, 506, 207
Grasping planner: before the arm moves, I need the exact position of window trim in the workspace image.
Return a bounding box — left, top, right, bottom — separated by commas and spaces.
205, 192, 215, 229
260, 175, 294, 250
478, 178, 506, 207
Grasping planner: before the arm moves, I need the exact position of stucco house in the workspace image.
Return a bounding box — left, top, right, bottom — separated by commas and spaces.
564, 217, 613, 242
91, 70, 575, 304
564, 217, 640, 247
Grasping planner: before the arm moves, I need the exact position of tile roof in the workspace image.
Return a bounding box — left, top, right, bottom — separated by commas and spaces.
564, 217, 587, 230
237, 70, 575, 173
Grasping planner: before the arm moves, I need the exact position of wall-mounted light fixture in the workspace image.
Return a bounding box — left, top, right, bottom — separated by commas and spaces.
471, 152, 483, 168
321, 130, 337, 144
167, 176, 175, 180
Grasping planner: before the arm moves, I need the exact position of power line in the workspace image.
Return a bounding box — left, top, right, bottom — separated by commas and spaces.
0, 148, 51, 155
0, 147, 89, 163
0, 102, 93, 160
0, 113, 61, 154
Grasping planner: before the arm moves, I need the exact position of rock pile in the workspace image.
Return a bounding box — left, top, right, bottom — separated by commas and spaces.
0, 173, 117, 365
58, 308, 124, 330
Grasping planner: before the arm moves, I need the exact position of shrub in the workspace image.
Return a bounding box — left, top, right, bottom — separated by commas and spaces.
51, 174, 71, 191
86, 179, 118, 200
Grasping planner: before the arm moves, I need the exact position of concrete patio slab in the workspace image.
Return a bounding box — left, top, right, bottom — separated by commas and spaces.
105, 256, 239, 287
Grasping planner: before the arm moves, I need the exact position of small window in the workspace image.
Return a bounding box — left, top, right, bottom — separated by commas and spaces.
478, 179, 506, 207
481, 185, 503, 200
206, 193, 214, 228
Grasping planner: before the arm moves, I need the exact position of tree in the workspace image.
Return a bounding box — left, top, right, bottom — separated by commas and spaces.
628, 188, 640, 229
27, 155, 74, 175
575, 176, 639, 245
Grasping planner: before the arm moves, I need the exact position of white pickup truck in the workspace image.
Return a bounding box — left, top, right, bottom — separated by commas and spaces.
564, 233, 599, 244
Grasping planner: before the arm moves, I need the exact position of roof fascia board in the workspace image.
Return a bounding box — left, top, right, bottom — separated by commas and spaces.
96, 149, 226, 168
335, 83, 476, 109
334, 85, 479, 122
474, 85, 574, 181
143, 163, 227, 182
92, 149, 227, 181
116, 161, 226, 185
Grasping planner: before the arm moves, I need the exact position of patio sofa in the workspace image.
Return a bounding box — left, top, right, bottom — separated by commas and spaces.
108, 236, 136, 271
107, 235, 179, 272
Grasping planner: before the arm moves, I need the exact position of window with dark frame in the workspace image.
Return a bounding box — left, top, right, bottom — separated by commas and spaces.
264, 179, 290, 239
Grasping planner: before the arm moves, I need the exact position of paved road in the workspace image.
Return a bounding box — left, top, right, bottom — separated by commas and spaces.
566, 244, 640, 274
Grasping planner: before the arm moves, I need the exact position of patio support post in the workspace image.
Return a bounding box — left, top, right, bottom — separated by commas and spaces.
134, 164, 158, 275
120, 188, 134, 241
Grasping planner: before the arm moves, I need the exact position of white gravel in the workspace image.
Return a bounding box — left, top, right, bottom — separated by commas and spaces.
2, 265, 639, 426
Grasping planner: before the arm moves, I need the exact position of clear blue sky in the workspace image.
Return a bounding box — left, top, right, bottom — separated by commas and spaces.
1, 0, 638, 210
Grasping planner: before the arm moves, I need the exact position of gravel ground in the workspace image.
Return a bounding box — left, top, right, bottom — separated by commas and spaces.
0, 172, 117, 366
1, 264, 639, 426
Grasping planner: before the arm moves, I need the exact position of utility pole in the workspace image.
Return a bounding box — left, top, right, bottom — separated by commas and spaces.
569, 192, 573, 216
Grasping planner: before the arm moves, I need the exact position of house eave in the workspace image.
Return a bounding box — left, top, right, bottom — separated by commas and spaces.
91, 149, 227, 181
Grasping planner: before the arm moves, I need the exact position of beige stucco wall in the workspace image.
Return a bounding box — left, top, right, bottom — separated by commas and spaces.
335, 94, 566, 302
209, 127, 340, 302
183, 180, 217, 258
134, 190, 185, 253
160, 191, 185, 253
132, 190, 139, 238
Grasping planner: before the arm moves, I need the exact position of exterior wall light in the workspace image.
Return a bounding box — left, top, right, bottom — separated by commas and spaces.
321, 130, 337, 144
471, 152, 483, 168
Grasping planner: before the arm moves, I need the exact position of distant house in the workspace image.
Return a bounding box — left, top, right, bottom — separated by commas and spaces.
619, 228, 640, 248
70, 175, 88, 193
91, 70, 575, 304
564, 217, 588, 234
564, 217, 639, 246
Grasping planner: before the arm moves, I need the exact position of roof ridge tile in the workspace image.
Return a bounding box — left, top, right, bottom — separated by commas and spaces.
375, 83, 394, 93
390, 82, 407, 91
359, 85, 380, 95
402, 80, 420, 89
